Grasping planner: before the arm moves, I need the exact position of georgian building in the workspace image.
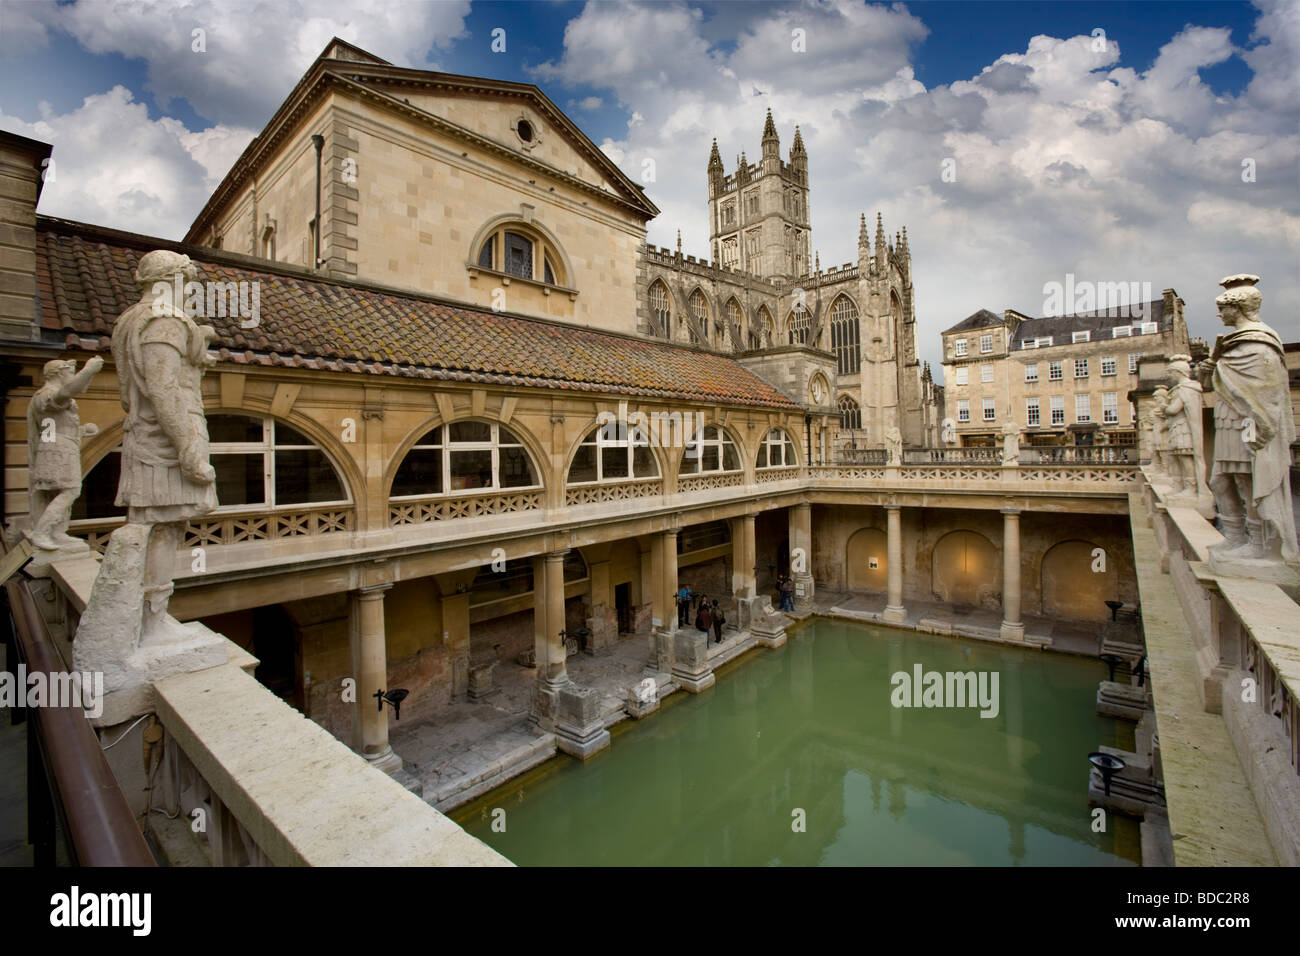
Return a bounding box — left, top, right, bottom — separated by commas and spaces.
940, 292, 1189, 448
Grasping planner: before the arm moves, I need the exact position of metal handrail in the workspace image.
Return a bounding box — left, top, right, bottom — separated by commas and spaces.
3, 573, 155, 866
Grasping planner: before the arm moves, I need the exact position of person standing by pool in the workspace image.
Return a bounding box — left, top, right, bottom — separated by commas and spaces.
695, 600, 712, 637
780, 576, 794, 612
676, 584, 693, 627
711, 600, 725, 645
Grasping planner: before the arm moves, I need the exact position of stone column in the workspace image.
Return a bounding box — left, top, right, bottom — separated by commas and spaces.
790, 502, 814, 611
883, 505, 906, 623
647, 529, 678, 675
350, 583, 401, 773
1000, 508, 1025, 641
543, 549, 569, 683
732, 513, 756, 600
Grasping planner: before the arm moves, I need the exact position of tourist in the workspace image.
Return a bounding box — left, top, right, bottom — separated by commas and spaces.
711, 600, 725, 645
780, 576, 794, 611
695, 600, 712, 636
676, 584, 693, 627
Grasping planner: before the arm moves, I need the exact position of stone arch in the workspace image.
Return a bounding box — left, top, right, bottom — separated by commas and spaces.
384, 411, 550, 499
1040, 539, 1115, 623
845, 527, 888, 592
931, 529, 999, 609
561, 414, 669, 484
678, 419, 747, 478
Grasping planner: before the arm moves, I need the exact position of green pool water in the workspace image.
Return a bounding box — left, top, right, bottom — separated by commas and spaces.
454, 618, 1140, 866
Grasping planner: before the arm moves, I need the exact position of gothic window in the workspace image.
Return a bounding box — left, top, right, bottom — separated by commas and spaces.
788, 309, 811, 345
755, 305, 773, 348
745, 230, 760, 257
756, 429, 798, 469
830, 295, 860, 375
726, 299, 743, 349
649, 280, 671, 337
392, 422, 540, 497
680, 424, 741, 475
722, 200, 736, 227
722, 236, 739, 266
838, 395, 862, 430
567, 419, 659, 484
688, 289, 708, 344
472, 222, 566, 285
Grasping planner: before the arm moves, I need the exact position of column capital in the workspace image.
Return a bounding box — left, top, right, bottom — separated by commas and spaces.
356, 582, 393, 600
884, 503, 902, 512
545, 548, 570, 562
1000, 506, 1022, 517
660, 526, 680, 538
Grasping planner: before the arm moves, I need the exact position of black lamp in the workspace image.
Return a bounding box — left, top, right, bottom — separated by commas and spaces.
374, 688, 410, 720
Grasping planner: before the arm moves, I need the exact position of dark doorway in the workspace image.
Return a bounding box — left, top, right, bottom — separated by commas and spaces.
251, 605, 302, 711
615, 582, 632, 635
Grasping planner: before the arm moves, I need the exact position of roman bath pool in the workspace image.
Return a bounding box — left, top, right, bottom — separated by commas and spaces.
455, 618, 1140, 865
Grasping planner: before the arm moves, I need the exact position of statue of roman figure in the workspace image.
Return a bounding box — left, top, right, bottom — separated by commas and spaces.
1204, 274, 1297, 567
884, 426, 903, 466
1000, 418, 1020, 464
101, 250, 218, 644
1159, 355, 1207, 501
26, 357, 103, 553
1149, 385, 1170, 476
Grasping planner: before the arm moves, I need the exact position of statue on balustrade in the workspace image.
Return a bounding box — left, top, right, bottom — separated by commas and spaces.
25, 356, 103, 562
1149, 385, 1170, 476
76, 251, 221, 690
884, 426, 903, 466
1204, 274, 1298, 578
1000, 419, 1020, 465
1159, 355, 1211, 514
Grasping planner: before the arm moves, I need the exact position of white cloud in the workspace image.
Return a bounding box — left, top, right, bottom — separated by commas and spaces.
0, 86, 254, 239
28, 0, 471, 126
533, 0, 1300, 362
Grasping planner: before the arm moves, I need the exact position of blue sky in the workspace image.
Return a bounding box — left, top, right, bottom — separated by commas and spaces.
1, 0, 1295, 363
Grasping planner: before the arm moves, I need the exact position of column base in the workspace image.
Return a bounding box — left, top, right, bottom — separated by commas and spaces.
750, 613, 787, 648
671, 629, 715, 693
792, 572, 814, 612
364, 746, 404, 774
554, 683, 611, 759
883, 605, 907, 624
999, 621, 1025, 642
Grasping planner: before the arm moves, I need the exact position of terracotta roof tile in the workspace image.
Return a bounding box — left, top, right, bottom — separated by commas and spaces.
34, 218, 799, 410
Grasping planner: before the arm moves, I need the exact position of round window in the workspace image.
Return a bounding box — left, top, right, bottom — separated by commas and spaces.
517, 120, 533, 143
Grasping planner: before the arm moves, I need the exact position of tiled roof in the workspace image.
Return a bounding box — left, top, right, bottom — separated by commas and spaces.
1010, 300, 1167, 350
942, 309, 1002, 334
34, 217, 799, 410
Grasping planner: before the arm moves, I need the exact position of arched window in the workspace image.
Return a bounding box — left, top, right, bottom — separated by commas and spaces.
838, 395, 862, 430
649, 281, 671, 337
756, 429, 798, 469
688, 289, 708, 345
788, 309, 811, 345
680, 424, 740, 475
567, 418, 660, 484
74, 415, 349, 520
391, 421, 540, 497
830, 295, 860, 374
726, 298, 743, 350
475, 223, 565, 286
754, 305, 773, 349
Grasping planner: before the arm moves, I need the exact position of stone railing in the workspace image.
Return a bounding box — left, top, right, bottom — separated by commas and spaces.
809, 464, 886, 482
905, 447, 1002, 464
565, 477, 664, 506
69, 504, 356, 553
808, 462, 1138, 489
1021, 446, 1133, 464
755, 466, 801, 484
677, 472, 745, 494
1143, 472, 1300, 863
390, 489, 544, 526
836, 448, 888, 466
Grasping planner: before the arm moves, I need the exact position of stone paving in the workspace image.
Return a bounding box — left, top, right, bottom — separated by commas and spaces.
390, 593, 1120, 814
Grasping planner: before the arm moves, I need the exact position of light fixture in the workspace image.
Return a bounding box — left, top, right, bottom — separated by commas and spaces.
374, 688, 410, 720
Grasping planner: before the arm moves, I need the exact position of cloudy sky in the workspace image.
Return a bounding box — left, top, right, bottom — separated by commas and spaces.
1, 0, 1296, 365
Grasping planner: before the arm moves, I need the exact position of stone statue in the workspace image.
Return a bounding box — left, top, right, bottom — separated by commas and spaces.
1160, 355, 1209, 508
77, 250, 219, 661
1137, 410, 1155, 466
1204, 274, 1298, 575
1001, 419, 1020, 464
1149, 385, 1170, 476
25, 357, 103, 557
884, 426, 903, 466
